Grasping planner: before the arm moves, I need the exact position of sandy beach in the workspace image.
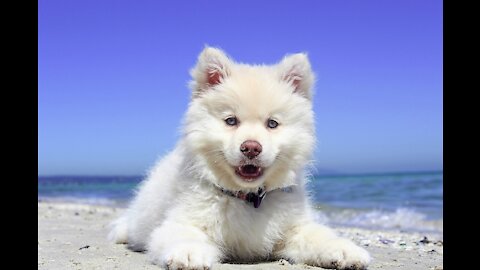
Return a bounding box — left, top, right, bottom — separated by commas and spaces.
38, 202, 443, 270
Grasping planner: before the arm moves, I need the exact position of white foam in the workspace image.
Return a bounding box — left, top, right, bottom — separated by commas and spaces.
314, 207, 443, 233
38, 196, 127, 207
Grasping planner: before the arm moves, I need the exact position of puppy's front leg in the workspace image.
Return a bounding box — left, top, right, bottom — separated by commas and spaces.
147, 221, 221, 270
277, 222, 371, 270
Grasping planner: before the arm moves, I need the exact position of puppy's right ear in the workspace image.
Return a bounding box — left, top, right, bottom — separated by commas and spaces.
189, 47, 233, 98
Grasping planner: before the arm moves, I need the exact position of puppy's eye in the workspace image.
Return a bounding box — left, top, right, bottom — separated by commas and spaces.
225, 116, 238, 126
267, 119, 279, 129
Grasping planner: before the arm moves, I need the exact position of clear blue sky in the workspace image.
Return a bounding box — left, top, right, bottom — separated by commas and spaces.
38, 0, 443, 176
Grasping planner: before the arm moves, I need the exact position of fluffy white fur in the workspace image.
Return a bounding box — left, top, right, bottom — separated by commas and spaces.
109, 47, 371, 270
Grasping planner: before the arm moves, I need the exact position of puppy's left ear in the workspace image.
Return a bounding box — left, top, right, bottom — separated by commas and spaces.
277, 53, 315, 100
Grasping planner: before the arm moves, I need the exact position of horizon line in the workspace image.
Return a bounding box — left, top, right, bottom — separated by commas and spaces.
38, 169, 443, 179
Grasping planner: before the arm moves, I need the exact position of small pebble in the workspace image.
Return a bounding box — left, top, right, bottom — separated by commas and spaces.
361, 239, 371, 246
419, 236, 431, 244
380, 238, 395, 244
79, 245, 90, 250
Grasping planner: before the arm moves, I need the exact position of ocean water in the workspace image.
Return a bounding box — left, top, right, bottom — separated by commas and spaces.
307, 172, 443, 233
38, 171, 443, 233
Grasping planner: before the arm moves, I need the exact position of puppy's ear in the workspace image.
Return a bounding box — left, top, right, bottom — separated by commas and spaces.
189, 47, 233, 98
277, 53, 315, 99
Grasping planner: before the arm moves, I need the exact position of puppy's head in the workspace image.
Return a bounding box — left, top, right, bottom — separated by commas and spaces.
183, 47, 315, 191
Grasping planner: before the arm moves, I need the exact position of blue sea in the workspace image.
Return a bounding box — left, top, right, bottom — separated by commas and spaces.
38, 171, 443, 234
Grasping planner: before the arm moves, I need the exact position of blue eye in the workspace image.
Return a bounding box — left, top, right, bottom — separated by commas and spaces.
267, 119, 279, 129
225, 116, 238, 126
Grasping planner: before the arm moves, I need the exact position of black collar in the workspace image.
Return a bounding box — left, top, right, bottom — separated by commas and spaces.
215, 185, 294, 208
219, 186, 267, 208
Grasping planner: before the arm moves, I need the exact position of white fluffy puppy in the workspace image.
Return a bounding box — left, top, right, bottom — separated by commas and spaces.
109, 47, 371, 270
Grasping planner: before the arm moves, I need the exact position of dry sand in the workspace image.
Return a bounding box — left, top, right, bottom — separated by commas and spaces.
38, 202, 443, 270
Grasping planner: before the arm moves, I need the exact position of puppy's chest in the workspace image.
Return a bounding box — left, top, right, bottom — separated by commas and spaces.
206, 197, 288, 257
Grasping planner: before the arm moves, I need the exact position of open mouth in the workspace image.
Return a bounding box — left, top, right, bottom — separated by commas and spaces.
235, 165, 263, 181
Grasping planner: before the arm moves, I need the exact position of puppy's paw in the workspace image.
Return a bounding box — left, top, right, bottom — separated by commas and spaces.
148, 242, 218, 270
315, 238, 371, 270
107, 217, 128, 244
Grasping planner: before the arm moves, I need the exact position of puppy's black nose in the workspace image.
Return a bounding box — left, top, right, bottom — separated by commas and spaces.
240, 140, 262, 159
